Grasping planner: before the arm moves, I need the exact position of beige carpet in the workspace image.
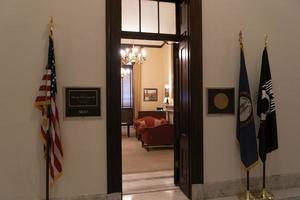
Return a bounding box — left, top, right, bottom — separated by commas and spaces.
122, 128, 173, 174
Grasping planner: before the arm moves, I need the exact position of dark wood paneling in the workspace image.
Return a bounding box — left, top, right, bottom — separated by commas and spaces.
121, 108, 133, 125
175, 0, 203, 197
121, 31, 178, 41
178, 39, 191, 198
106, 0, 122, 194
120, 43, 166, 49
173, 43, 180, 185
150, 0, 177, 2
190, 0, 203, 184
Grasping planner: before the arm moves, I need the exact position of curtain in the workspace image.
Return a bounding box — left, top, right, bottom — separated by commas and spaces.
133, 63, 141, 119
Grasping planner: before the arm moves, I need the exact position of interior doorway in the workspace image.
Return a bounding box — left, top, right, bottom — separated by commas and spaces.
106, 0, 203, 199
120, 39, 176, 194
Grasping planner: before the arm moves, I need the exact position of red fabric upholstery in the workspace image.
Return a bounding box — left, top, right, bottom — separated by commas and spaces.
141, 124, 174, 150
138, 111, 166, 119
134, 116, 168, 140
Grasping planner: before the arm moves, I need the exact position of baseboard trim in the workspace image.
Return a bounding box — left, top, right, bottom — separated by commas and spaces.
48, 192, 121, 200
192, 173, 300, 199
107, 193, 122, 200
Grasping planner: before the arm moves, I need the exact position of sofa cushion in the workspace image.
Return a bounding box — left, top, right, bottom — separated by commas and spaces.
135, 117, 169, 127
154, 118, 168, 127
136, 120, 146, 127
134, 116, 169, 140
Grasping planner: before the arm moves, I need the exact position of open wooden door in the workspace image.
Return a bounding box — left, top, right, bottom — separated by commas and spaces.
174, 0, 191, 198
178, 38, 191, 198
174, 0, 203, 199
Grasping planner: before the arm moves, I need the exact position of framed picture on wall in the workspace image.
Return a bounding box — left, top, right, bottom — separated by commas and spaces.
144, 88, 158, 101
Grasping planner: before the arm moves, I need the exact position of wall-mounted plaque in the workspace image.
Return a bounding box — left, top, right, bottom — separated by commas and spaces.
65, 87, 101, 117
207, 88, 235, 114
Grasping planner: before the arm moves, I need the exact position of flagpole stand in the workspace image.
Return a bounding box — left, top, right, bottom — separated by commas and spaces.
239, 191, 256, 200
257, 189, 274, 200
257, 162, 274, 200
239, 171, 256, 200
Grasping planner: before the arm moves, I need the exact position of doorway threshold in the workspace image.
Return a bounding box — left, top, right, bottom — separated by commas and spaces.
123, 170, 177, 195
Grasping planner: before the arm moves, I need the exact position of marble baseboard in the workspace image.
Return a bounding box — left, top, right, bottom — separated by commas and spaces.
204, 187, 300, 200
48, 193, 121, 200
192, 184, 204, 200
49, 194, 106, 200
192, 173, 300, 199
106, 193, 121, 200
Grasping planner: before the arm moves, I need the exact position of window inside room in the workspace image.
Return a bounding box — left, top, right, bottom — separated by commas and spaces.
121, 66, 133, 108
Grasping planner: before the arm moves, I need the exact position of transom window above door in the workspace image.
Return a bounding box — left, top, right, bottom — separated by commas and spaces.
122, 0, 177, 35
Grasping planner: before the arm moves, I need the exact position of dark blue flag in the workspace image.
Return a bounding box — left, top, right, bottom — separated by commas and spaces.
257, 47, 278, 162
237, 48, 258, 169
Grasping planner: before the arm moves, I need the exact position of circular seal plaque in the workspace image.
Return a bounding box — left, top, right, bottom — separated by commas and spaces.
214, 93, 229, 110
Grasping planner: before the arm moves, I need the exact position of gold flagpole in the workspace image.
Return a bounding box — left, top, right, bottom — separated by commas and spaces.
264, 34, 268, 48
49, 16, 54, 38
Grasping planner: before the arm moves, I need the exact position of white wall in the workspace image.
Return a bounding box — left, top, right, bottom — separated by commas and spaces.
0, 0, 107, 199
203, 0, 300, 183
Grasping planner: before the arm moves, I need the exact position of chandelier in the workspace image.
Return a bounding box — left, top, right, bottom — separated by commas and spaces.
120, 45, 146, 65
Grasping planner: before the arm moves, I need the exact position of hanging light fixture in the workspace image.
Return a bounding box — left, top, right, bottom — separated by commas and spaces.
120, 44, 147, 65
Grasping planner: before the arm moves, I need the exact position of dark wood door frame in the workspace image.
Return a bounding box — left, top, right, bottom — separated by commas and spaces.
106, 0, 203, 195
106, 0, 122, 193
189, 0, 203, 185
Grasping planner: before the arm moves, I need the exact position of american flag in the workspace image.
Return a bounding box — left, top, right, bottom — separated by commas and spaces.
35, 35, 63, 183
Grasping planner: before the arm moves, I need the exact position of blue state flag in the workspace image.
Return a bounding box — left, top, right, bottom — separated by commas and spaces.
237, 47, 258, 169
